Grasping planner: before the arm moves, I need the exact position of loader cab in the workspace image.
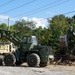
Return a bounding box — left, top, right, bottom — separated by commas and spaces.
21, 36, 38, 52
23, 36, 38, 45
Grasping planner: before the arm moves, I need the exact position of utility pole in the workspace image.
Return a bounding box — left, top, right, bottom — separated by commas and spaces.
8, 18, 10, 30
8, 18, 11, 52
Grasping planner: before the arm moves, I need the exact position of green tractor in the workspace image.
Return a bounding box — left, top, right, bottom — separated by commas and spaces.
0, 29, 53, 67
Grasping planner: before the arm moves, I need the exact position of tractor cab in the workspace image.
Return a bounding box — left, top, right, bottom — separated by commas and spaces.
23, 36, 38, 45
21, 36, 38, 52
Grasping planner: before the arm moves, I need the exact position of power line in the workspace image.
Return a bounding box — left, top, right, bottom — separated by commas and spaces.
0, 0, 15, 7
63, 10, 75, 15
53, 10, 75, 17
14, 0, 70, 18
25, 0, 70, 17
14, 0, 62, 18
47, 10, 75, 20
0, 0, 36, 15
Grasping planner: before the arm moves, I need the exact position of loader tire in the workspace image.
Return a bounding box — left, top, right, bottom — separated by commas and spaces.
0, 55, 3, 65
0, 59, 2, 65
4, 53, 16, 66
27, 53, 40, 67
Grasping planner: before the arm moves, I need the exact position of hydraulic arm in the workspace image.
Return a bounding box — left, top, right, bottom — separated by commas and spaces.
0, 29, 21, 46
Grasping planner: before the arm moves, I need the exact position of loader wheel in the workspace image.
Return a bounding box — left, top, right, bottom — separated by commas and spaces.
0, 55, 3, 65
4, 54, 16, 66
27, 53, 40, 67
0, 59, 2, 65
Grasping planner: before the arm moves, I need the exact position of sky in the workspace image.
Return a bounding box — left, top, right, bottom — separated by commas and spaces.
0, 0, 75, 28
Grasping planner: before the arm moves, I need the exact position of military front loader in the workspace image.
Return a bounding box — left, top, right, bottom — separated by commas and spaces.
0, 29, 52, 67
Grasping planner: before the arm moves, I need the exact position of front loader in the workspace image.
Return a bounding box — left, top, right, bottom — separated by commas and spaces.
0, 29, 52, 67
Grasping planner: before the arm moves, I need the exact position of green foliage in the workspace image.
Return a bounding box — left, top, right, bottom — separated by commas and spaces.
0, 23, 8, 42
13, 19, 36, 37
48, 15, 71, 35
0, 23, 7, 29
47, 15, 75, 56
33, 27, 52, 45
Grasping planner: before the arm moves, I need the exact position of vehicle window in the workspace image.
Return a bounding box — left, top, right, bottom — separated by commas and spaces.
28, 37, 31, 43
32, 37, 37, 45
